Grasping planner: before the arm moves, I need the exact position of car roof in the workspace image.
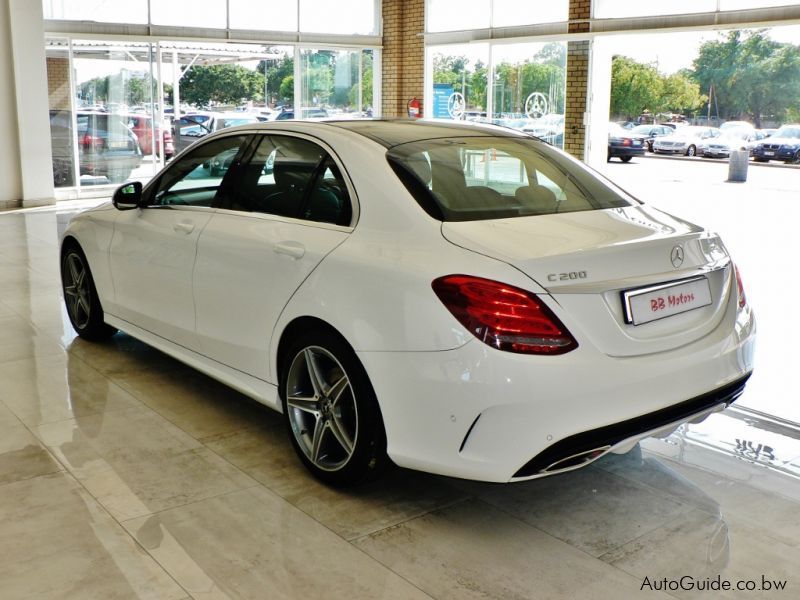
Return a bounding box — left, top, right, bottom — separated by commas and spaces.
328, 118, 526, 148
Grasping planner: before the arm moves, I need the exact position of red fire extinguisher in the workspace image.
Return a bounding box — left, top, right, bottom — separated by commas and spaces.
407, 97, 421, 119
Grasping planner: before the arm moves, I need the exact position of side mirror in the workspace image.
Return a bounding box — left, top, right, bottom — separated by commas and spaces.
112, 181, 144, 210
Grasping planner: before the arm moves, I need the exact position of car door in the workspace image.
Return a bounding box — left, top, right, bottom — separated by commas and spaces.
193, 133, 354, 381
108, 134, 249, 349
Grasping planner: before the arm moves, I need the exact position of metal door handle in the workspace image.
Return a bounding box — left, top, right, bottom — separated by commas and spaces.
173, 221, 195, 234
274, 241, 305, 259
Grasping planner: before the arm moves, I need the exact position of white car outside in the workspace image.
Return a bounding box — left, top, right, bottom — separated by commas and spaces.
653, 126, 721, 156
60, 120, 756, 485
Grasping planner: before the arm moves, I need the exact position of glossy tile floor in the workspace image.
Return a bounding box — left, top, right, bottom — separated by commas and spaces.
2, 201, 799, 599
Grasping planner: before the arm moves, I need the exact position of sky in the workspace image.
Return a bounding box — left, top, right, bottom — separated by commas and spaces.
605, 24, 800, 74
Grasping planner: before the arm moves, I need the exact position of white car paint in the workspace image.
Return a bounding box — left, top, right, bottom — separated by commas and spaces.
61, 120, 756, 482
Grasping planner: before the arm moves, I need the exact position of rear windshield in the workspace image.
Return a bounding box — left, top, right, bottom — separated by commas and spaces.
387, 136, 637, 222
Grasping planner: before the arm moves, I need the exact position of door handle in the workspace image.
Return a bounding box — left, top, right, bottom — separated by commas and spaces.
173, 221, 195, 234
274, 241, 305, 259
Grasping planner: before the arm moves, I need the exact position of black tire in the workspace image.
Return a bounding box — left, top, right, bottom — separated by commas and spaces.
686, 145, 697, 157
621, 156, 633, 163
280, 329, 388, 486
60, 243, 117, 341
754, 157, 769, 163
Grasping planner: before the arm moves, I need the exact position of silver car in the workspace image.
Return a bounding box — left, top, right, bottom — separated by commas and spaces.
653, 126, 721, 157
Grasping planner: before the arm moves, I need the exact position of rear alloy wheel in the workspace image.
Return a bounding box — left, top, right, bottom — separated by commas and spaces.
281, 331, 388, 485
686, 145, 697, 157
61, 245, 117, 341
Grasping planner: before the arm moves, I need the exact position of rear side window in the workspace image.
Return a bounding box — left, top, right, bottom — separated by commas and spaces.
388, 136, 636, 222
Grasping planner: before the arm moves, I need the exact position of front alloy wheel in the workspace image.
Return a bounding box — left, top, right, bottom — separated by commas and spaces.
61, 245, 117, 341
686, 145, 697, 157
281, 330, 388, 485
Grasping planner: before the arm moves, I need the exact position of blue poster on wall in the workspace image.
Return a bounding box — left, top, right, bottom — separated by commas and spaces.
432, 83, 453, 119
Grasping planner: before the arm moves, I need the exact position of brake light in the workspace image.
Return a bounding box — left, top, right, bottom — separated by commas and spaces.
734, 264, 747, 309
81, 134, 103, 149
622, 138, 632, 146
432, 275, 578, 355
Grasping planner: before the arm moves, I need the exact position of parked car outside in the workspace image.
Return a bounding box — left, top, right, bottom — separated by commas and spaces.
71, 111, 143, 182
751, 124, 800, 163
122, 113, 174, 159
698, 133, 748, 158
628, 124, 674, 152
60, 119, 755, 485
652, 126, 721, 156
523, 114, 564, 146
173, 111, 260, 153
608, 123, 645, 162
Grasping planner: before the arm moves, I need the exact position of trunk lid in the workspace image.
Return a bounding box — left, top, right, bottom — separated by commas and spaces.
441, 206, 733, 357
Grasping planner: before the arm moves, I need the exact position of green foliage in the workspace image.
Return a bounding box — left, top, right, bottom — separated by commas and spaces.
78, 69, 152, 107
257, 53, 294, 106
181, 64, 264, 107
434, 46, 567, 114
611, 55, 706, 119
691, 30, 800, 126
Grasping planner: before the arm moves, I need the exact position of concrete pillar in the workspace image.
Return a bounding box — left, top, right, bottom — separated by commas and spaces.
563, 0, 591, 161
0, 0, 23, 208
382, 0, 424, 118
7, 0, 55, 207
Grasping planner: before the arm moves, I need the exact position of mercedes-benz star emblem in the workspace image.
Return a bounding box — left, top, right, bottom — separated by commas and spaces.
670, 245, 685, 268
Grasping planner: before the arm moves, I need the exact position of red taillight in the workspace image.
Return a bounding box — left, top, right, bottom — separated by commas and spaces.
81, 134, 102, 149
734, 264, 747, 309
432, 275, 578, 355
622, 138, 632, 146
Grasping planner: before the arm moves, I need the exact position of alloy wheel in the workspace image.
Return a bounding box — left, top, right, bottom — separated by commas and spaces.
63, 252, 91, 330
285, 346, 358, 472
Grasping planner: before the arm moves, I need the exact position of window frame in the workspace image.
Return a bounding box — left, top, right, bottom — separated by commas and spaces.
215, 130, 360, 230
142, 132, 252, 209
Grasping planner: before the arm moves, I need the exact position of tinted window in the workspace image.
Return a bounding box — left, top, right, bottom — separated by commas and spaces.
388, 136, 636, 221
229, 135, 352, 226
151, 135, 247, 207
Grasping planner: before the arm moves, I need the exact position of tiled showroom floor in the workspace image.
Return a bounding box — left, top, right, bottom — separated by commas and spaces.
2, 162, 800, 599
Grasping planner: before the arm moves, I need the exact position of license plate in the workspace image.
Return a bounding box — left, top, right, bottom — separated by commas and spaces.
633, 140, 642, 146
109, 141, 128, 149
764, 150, 775, 156
623, 276, 712, 325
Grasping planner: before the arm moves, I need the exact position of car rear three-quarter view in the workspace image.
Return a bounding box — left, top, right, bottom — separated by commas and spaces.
60, 119, 756, 486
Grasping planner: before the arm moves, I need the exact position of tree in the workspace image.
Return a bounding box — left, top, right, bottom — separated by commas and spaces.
180, 64, 264, 107
610, 56, 663, 119
279, 76, 294, 105
661, 72, 705, 116
257, 52, 294, 106
691, 30, 800, 126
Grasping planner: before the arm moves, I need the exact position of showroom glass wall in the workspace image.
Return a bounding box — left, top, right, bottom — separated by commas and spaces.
43, 0, 380, 195
424, 0, 569, 149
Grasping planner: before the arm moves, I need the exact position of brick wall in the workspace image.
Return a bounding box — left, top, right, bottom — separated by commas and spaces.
564, 0, 591, 160
382, 0, 424, 118
46, 56, 70, 111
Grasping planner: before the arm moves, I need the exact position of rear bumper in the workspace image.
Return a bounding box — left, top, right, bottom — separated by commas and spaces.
512, 374, 749, 478
609, 146, 645, 158
358, 294, 755, 483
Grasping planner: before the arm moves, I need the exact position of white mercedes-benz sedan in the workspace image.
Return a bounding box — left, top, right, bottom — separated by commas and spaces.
60, 120, 755, 485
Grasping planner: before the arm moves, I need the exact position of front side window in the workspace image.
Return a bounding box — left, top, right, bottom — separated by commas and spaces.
388, 136, 637, 221
151, 135, 247, 207
228, 135, 352, 226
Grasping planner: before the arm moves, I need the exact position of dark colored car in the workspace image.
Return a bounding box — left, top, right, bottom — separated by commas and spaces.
752, 124, 800, 163
608, 124, 645, 162
49, 110, 143, 185
628, 124, 673, 152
